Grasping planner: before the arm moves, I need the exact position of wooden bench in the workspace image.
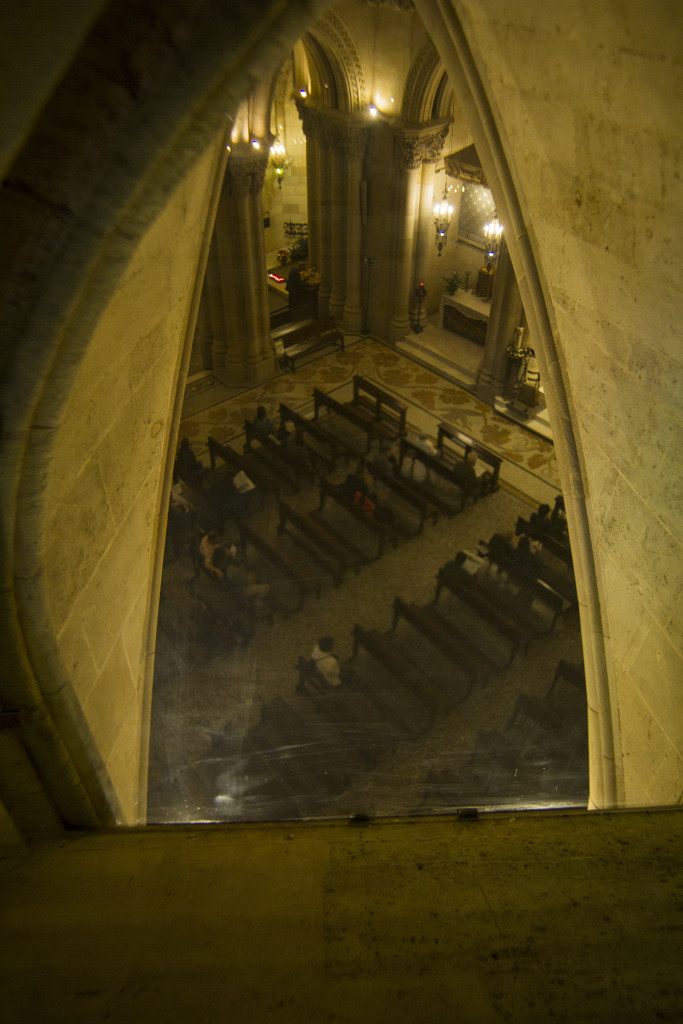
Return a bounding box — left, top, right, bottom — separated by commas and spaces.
457, 557, 553, 644
547, 659, 585, 697
318, 477, 401, 557
313, 388, 376, 452
397, 437, 466, 515
350, 626, 439, 731
295, 658, 401, 764
391, 597, 494, 684
278, 404, 338, 470
484, 546, 565, 626
237, 518, 321, 610
207, 435, 282, 500
278, 500, 366, 584
435, 561, 524, 662
279, 316, 344, 372
349, 376, 407, 441
367, 464, 439, 534
436, 423, 501, 495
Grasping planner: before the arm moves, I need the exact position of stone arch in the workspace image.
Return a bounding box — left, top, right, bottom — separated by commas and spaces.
1, 0, 679, 825
304, 10, 367, 112
402, 40, 446, 122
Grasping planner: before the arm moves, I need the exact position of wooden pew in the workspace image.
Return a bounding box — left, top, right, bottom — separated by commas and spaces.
350, 626, 441, 731
484, 546, 565, 626
352, 622, 458, 720
547, 659, 585, 698
397, 437, 466, 515
279, 316, 344, 372
318, 477, 402, 557
313, 388, 378, 452
435, 562, 524, 662
242, 424, 304, 491
207, 435, 282, 500
237, 518, 321, 610
515, 516, 573, 567
278, 401, 342, 468
278, 500, 367, 584
295, 657, 402, 764
391, 597, 495, 684
436, 422, 501, 495
348, 376, 407, 441
367, 464, 439, 534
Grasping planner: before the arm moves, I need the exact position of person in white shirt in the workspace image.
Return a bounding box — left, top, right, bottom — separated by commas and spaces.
310, 635, 342, 686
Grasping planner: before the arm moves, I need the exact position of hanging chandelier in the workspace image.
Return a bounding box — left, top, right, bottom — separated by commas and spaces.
433, 185, 454, 257
483, 213, 503, 269
269, 138, 291, 188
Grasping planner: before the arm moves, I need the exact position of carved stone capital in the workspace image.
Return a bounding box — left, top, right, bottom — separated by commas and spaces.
224, 150, 268, 198
333, 124, 368, 159
394, 124, 449, 169
394, 135, 423, 170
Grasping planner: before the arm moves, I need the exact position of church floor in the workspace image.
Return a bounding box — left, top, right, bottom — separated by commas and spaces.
148, 336, 584, 825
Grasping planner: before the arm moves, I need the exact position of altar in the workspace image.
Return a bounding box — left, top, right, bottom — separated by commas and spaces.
439, 290, 491, 345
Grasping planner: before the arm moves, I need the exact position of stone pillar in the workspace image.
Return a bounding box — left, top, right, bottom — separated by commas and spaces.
211, 144, 274, 384
316, 122, 333, 318
476, 236, 524, 403
342, 125, 367, 332
328, 126, 347, 322
194, 290, 214, 371
298, 104, 321, 269
411, 161, 436, 331
389, 134, 422, 344
389, 126, 448, 345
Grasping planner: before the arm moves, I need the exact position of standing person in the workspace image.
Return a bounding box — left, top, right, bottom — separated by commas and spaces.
285, 262, 307, 309
310, 636, 342, 687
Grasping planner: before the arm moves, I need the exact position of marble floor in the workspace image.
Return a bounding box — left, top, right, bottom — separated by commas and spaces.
147, 328, 585, 824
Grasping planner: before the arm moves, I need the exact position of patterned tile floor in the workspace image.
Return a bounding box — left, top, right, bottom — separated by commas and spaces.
180, 335, 560, 506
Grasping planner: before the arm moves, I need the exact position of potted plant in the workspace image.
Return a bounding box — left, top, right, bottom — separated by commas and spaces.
442, 269, 462, 295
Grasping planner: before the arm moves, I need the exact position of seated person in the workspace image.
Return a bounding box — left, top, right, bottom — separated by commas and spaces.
368, 443, 396, 477
280, 426, 314, 473
245, 405, 275, 449
199, 532, 226, 580
413, 432, 437, 457
222, 546, 270, 602
513, 534, 542, 576
451, 451, 479, 498
175, 438, 207, 489
400, 447, 428, 485
310, 635, 342, 687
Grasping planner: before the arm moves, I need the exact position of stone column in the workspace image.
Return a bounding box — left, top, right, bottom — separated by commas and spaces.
211, 144, 274, 384
476, 236, 525, 403
389, 133, 422, 344
328, 124, 347, 322
389, 126, 448, 344
342, 125, 368, 333
298, 104, 321, 269
316, 120, 334, 318
410, 161, 436, 331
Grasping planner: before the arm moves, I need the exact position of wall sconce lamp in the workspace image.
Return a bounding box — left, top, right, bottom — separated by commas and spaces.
269, 138, 291, 188
433, 186, 454, 257
484, 213, 503, 269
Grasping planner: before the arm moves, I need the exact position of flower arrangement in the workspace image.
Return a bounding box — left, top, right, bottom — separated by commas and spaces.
300, 263, 320, 288
276, 249, 290, 265
506, 343, 535, 362
442, 270, 462, 296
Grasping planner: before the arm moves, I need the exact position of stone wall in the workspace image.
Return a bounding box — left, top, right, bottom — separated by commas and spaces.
418, 0, 682, 804
39, 143, 222, 822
